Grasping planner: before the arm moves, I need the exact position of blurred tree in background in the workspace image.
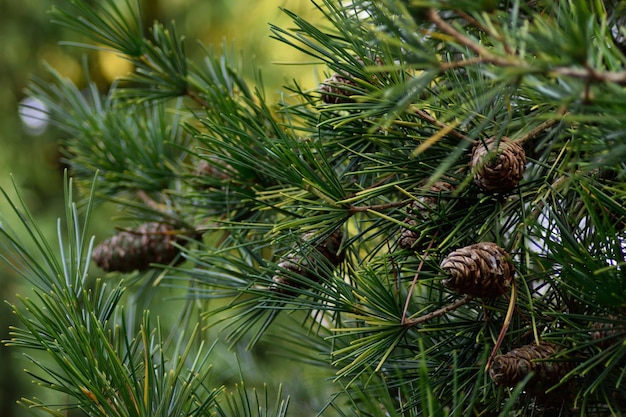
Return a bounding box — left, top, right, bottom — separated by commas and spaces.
2, 0, 626, 416
1, 2, 68, 414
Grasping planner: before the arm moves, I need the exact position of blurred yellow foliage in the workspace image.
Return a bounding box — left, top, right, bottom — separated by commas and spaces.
98, 50, 135, 83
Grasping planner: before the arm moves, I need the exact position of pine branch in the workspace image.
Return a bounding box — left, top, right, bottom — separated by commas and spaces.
11, 0, 626, 415
51, 0, 143, 56
26, 66, 191, 196
0, 176, 222, 417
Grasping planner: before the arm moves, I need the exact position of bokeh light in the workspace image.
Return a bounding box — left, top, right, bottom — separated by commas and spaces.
18, 97, 49, 135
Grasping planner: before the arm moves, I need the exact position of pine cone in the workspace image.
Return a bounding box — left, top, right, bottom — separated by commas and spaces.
471, 136, 526, 193
319, 57, 383, 104
397, 217, 421, 251
591, 316, 625, 349
194, 157, 232, 181
319, 72, 360, 104
398, 180, 455, 250
92, 222, 191, 272
489, 342, 569, 395
440, 242, 514, 298
270, 229, 344, 295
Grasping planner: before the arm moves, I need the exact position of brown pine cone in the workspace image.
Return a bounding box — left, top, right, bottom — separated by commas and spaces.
92, 222, 191, 273
194, 157, 232, 181
440, 242, 514, 298
397, 217, 421, 251
319, 72, 360, 104
398, 180, 455, 250
270, 229, 344, 295
489, 342, 570, 395
591, 316, 625, 349
471, 136, 526, 193
319, 57, 384, 104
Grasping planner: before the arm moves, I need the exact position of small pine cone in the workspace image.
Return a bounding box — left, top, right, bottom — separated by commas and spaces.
92, 222, 190, 273
398, 181, 455, 250
489, 342, 569, 395
591, 316, 625, 349
471, 136, 526, 193
398, 217, 421, 250
319, 72, 360, 104
194, 158, 231, 181
319, 57, 384, 104
192, 157, 233, 192
441, 242, 514, 298
270, 229, 344, 295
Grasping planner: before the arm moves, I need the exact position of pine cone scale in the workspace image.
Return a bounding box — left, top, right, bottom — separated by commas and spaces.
489, 342, 570, 395
441, 242, 514, 298
92, 222, 192, 273
471, 136, 526, 193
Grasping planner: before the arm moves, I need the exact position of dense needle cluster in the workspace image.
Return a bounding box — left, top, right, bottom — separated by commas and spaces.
398, 180, 455, 251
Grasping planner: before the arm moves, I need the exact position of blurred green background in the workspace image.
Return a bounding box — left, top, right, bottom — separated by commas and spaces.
0, 1, 327, 415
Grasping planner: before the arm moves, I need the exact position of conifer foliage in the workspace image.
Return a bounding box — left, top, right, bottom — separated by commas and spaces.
3, 0, 626, 416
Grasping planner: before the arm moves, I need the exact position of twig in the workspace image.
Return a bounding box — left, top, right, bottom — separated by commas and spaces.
411, 107, 471, 143
427, 8, 509, 66
136, 190, 163, 211
556, 63, 626, 84
349, 200, 409, 213
401, 236, 436, 325
454, 9, 514, 55
427, 8, 626, 86
186, 87, 211, 108
514, 105, 568, 145
404, 295, 474, 327
439, 56, 491, 71
485, 279, 518, 371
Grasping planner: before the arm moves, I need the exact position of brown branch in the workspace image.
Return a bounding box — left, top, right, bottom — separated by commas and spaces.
485, 279, 518, 371
404, 295, 474, 327
439, 56, 492, 71
454, 9, 514, 55
550, 65, 626, 85
186, 87, 211, 108
427, 8, 511, 67
427, 8, 626, 86
349, 200, 409, 213
136, 190, 163, 211
401, 234, 438, 325
513, 105, 568, 145
411, 107, 471, 142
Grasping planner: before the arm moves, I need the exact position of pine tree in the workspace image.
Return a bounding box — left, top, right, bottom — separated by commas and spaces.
2, 0, 626, 416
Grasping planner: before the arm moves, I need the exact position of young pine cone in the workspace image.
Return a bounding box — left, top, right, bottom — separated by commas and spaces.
319, 57, 383, 104
319, 72, 360, 104
489, 342, 569, 395
194, 157, 232, 181
398, 181, 455, 250
270, 229, 344, 295
591, 316, 625, 349
471, 136, 526, 193
92, 222, 191, 273
440, 242, 514, 298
